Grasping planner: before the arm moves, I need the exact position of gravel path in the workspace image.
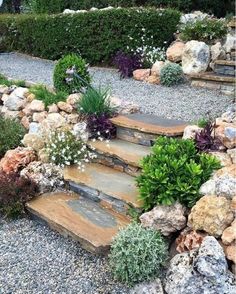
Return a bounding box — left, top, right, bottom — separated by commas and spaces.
0, 52, 233, 122
0, 216, 129, 294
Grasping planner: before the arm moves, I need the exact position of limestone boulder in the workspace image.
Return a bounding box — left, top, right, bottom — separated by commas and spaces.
151, 61, 165, 76
21, 116, 30, 129
4, 93, 26, 111
182, 41, 210, 75
165, 236, 236, 294
29, 99, 45, 112
66, 93, 81, 107
32, 111, 48, 123
57, 101, 73, 113
188, 195, 234, 237
29, 122, 40, 134
210, 42, 226, 69
223, 33, 236, 53
22, 133, 45, 152
0, 147, 36, 174
140, 202, 187, 236
166, 41, 185, 63
133, 69, 150, 81
48, 103, 59, 113
182, 125, 202, 139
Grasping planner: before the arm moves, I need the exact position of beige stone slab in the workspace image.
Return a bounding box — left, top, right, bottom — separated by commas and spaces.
64, 163, 142, 208
27, 192, 129, 254
214, 60, 236, 66
190, 72, 235, 83
89, 139, 151, 167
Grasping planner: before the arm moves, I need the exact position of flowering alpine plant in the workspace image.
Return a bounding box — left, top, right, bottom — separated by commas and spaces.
45, 128, 96, 170
113, 51, 142, 78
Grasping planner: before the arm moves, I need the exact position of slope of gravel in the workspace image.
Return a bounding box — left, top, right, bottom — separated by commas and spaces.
0, 217, 129, 294
0, 52, 233, 122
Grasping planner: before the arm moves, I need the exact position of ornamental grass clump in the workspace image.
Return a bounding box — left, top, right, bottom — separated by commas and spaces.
45, 128, 96, 169
160, 62, 183, 86
109, 223, 168, 286
137, 137, 221, 211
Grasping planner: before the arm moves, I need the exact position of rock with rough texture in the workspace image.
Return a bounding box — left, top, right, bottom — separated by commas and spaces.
38, 148, 49, 163
146, 75, 160, 84
215, 123, 236, 149
131, 279, 164, 294
182, 125, 202, 139
221, 107, 236, 123
12, 87, 29, 99
57, 101, 73, 113
151, 61, 165, 76
222, 220, 236, 246
225, 244, 236, 264
22, 133, 45, 152
29, 99, 45, 112
209, 151, 232, 167
182, 41, 210, 74
140, 202, 187, 236
0, 147, 36, 174
165, 236, 236, 294
48, 103, 59, 113
188, 195, 234, 237
29, 122, 40, 134
32, 111, 48, 123
223, 33, 236, 53
21, 116, 30, 129
199, 179, 216, 195
215, 175, 236, 199
40, 113, 66, 130
133, 69, 150, 81
4, 92, 26, 111
26, 93, 35, 103
20, 161, 64, 193
176, 228, 206, 253
227, 148, 236, 164
210, 42, 226, 69
66, 93, 81, 106
166, 41, 185, 63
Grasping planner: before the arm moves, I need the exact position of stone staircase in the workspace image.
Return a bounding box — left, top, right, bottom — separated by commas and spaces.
27, 114, 188, 254
190, 19, 236, 96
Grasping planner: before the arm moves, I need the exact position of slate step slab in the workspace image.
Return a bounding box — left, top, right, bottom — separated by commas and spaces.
110, 114, 188, 146
89, 139, 151, 176
214, 60, 236, 76
64, 163, 142, 214
27, 192, 130, 254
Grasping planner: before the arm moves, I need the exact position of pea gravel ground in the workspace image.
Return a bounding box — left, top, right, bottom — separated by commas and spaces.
0, 52, 234, 121
0, 217, 129, 294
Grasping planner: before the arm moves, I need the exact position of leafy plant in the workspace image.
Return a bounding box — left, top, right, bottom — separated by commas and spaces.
0, 115, 26, 158
160, 63, 183, 87
29, 85, 67, 107
197, 118, 209, 128
45, 128, 96, 168
137, 137, 221, 210
87, 113, 116, 139
113, 51, 142, 78
0, 171, 38, 218
54, 54, 91, 94
77, 87, 116, 117
109, 223, 168, 285
0, 74, 25, 87
180, 18, 227, 43
195, 122, 223, 152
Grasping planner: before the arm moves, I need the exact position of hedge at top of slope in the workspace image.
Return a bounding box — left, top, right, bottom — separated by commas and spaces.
0, 8, 180, 64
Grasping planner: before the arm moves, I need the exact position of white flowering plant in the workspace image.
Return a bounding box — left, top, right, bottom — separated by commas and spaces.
45, 128, 96, 170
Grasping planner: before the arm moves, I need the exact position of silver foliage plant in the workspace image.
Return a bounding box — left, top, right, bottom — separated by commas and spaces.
109, 223, 168, 286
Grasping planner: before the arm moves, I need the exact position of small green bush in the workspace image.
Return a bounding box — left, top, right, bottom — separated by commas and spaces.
30, 85, 67, 107
109, 223, 168, 285
160, 63, 183, 87
0, 115, 26, 158
180, 18, 228, 43
137, 137, 221, 211
77, 87, 116, 116
53, 54, 91, 94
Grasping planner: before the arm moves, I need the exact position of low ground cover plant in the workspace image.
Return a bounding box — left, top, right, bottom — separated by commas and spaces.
180, 18, 227, 43
0, 171, 38, 218
137, 137, 221, 210
54, 54, 91, 93
160, 63, 183, 86
0, 74, 25, 87
30, 85, 67, 107
0, 115, 26, 158
109, 223, 168, 285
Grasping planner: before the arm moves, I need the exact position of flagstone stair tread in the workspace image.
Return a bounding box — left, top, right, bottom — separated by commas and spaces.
190, 72, 235, 83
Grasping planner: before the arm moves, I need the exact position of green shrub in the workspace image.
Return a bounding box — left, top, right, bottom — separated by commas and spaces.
137, 137, 221, 211
180, 18, 228, 43
0, 115, 26, 158
160, 63, 183, 87
29, 0, 65, 13
53, 54, 91, 93
0, 74, 25, 87
0, 9, 180, 64
30, 85, 67, 107
77, 87, 116, 116
109, 223, 168, 285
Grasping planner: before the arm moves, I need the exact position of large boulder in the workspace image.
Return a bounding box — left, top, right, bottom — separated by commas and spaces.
166, 41, 185, 63
188, 195, 234, 237
165, 236, 236, 294
140, 202, 187, 236
133, 69, 150, 81
182, 41, 210, 74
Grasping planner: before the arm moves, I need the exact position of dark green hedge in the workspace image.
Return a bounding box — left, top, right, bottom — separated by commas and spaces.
0, 8, 180, 64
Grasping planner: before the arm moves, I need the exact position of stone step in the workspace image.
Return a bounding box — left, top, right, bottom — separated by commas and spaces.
230, 51, 236, 61
214, 60, 236, 76
110, 114, 188, 146
89, 139, 151, 176
64, 163, 142, 214
190, 72, 235, 96
27, 192, 130, 254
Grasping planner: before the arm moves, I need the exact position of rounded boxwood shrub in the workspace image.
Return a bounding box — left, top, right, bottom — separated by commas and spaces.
53, 53, 91, 94
137, 137, 221, 211
160, 62, 183, 87
109, 223, 168, 285
0, 115, 26, 158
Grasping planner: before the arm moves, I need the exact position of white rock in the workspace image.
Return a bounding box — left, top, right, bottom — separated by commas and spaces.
223, 33, 236, 53
29, 99, 45, 112
183, 125, 202, 139
12, 87, 29, 99
182, 41, 210, 75
4, 93, 26, 111
151, 61, 165, 76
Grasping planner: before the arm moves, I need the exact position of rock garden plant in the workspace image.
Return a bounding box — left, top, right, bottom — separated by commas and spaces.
160, 63, 184, 86
109, 223, 168, 286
